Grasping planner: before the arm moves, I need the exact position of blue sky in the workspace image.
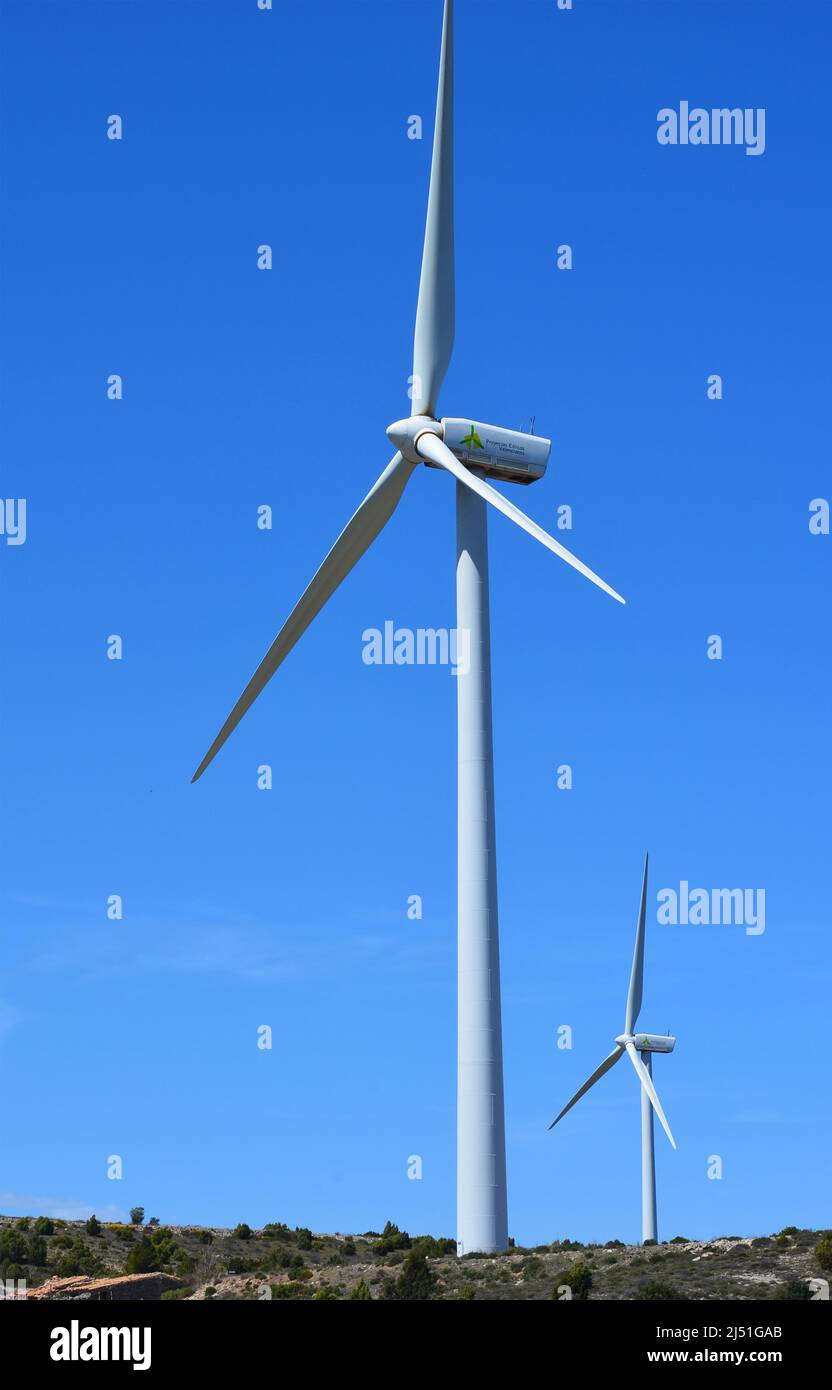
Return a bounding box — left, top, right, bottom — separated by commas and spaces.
1, 0, 829, 1246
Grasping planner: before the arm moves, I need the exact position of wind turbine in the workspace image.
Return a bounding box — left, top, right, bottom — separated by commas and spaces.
192, 0, 624, 1256
548, 854, 677, 1244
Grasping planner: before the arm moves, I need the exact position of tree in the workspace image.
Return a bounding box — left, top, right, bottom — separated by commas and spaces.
129, 1207, 145, 1226
33, 1217, 54, 1236
27, 1235, 48, 1267
349, 1280, 373, 1300
0, 1230, 28, 1265
372, 1221, 411, 1256
233, 1223, 252, 1241
551, 1260, 593, 1301
85, 1214, 102, 1237
393, 1251, 438, 1301
126, 1238, 161, 1274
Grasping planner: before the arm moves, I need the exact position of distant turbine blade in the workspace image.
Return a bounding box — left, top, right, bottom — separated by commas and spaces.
192, 453, 416, 782
417, 433, 625, 604
548, 1045, 625, 1131
625, 852, 649, 1034
411, 0, 454, 418
625, 1042, 676, 1149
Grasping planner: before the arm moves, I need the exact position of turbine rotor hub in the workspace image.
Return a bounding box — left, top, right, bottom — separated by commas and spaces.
386, 415, 443, 465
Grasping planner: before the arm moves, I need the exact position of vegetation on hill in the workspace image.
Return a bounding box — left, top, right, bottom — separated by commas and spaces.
0, 1214, 827, 1301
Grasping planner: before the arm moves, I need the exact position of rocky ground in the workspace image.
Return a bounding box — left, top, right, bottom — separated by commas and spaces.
1, 1214, 828, 1300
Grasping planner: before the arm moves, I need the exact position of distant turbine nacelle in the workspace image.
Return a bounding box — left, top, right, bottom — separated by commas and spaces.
387, 416, 551, 487
617, 1033, 677, 1055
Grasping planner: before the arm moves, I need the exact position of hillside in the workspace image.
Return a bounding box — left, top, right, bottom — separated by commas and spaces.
1, 1214, 828, 1300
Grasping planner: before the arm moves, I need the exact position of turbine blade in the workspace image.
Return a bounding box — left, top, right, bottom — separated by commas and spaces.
548, 1046, 625, 1131
417, 433, 625, 604
411, 0, 454, 418
625, 852, 649, 1034
625, 1042, 676, 1149
192, 453, 416, 781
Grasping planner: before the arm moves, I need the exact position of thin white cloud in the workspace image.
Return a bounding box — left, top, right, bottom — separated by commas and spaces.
0, 1191, 126, 1222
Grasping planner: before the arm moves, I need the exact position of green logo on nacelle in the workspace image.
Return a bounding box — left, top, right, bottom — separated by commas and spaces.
461, 425, 484, 449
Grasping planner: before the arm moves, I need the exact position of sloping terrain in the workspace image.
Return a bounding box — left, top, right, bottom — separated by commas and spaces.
1, 1214, 827, 1300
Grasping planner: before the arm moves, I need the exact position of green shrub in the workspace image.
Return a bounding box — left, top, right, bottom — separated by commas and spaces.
15, 1217, 31, 1231
129, 1208, 145, 1226
349, 1279, 372, 1300
551, 1260, 593, 1301
411, 1234, 455, 1258
605, 1239, 624, 1248
458, 1284, 476, 1300
54, 1242, 103, 1278
634, 1280, 685, 1301
33, 1217, 54, 1236
85, 1215, 102, 1237
778, 1226, 799, 1237
771, 1280, 812, 1301
161, 1287, 193, 1300
341, 1239, 356, 1257
312, 1285, 338, 1300
669, 1236, 690, 1244
233, 1224, 252, 1241
522, 1256, 543, 1282
815, 1232, 832, 1273
294, 1227, 314, 1250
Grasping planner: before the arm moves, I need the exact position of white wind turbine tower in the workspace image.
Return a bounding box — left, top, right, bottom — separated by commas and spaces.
548, 854, 677, 1244
192, 0, 624, 1256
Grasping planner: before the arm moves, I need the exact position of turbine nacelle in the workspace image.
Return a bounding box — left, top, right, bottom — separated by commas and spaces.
616, 1032, 677, 1055
387, 416, 551, 486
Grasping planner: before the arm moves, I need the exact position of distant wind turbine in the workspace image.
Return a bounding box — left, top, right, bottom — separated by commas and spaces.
192, 0, 624, 1256
548, 855, 677, 1244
